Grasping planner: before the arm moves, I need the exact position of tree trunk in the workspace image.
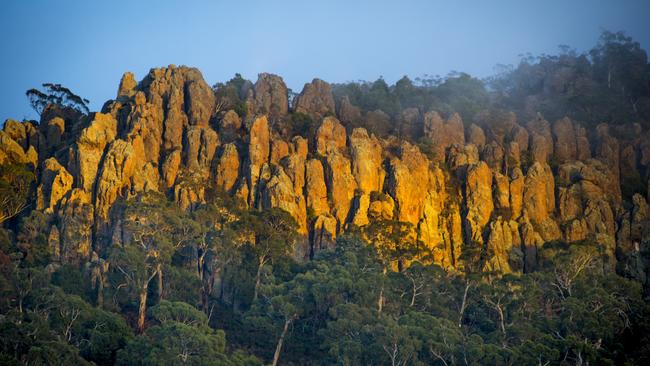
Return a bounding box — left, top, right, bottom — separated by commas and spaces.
458, 281, 470, 327
137, 283, 149, 334
157, 263, 164, 301
97, 274, 104, 308
272, 315, 295, 366
378, 267, 387, 314
253, 256, 265, 302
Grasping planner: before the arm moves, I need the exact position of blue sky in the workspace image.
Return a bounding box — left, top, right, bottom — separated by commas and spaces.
1, 0, 649, 122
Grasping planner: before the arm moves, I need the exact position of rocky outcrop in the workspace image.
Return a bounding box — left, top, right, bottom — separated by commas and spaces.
483, 218, 521, 273
423, 111, 465, 161
184, 126, 219, 170
69, 113, 118, 192
463, 162, 493, 243
315, 116, 346, 155
293, 79, 335, 120
336, 96, 361, 124
5, 67, 650, 277
214, 143, 240, 193
253, 73, 289, 121
467, 124, 486, 148
37, 158, 73, 213
324, 150, 357, 230
552, 117, 591, 163
523, 162, 559, 241
305, 159, 329, 217
246, 115, 271, 207
349, 128, 384, 194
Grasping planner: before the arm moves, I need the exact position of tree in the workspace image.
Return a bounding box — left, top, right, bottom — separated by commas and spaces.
109, 194, 177, 333
234, 208, 297, 302
0, 164, 34, 225
26, 83, 90, 116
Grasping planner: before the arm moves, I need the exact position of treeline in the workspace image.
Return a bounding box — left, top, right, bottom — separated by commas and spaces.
1, 192, 649, 365
331, 30, 650, 138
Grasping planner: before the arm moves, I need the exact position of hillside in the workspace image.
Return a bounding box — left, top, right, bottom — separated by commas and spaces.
1, 33, 650, 365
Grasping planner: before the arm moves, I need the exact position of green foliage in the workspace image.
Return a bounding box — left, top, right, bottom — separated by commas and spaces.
26, 83, 90, 116
0, 163, 35, 225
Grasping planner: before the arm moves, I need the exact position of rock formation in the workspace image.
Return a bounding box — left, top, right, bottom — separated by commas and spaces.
1, 66, 648, 278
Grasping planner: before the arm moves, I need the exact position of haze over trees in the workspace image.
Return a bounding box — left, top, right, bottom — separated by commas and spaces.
1, 30, 650, 365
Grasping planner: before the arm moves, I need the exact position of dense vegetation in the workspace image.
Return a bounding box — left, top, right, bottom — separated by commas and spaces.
1, 30, 650, 365
1, 192, 649, 365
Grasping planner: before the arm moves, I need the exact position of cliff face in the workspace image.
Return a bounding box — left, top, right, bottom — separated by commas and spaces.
3, 65, 650, 277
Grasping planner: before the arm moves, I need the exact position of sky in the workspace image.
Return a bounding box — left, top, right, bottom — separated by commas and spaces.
1, 0, 649, 122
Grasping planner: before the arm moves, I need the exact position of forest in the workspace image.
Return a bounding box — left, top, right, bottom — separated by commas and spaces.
0, 30, 649, 365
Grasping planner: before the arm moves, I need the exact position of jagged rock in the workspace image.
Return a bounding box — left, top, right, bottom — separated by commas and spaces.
186, 79, 216, 127
69, 113, 117, 192
219, 110, 242, 137
557, 159, 621, 208
305, 159, 329, 217
270, 138, 290, 165
315, 116, 347, 155
505, 141, 521, 169
509, 125, 529, 152
0, 130, 30, 165
467, 123, 486, 148
464, 162, 493, 243
509, 167, 525, 219
552, 117, 591, 163
214, 143, 240, 193
387, 142, 430, 225
523, 162, 555, 224
173, 172, 206, 211
519, 214, 544, 272
530, 133, 551, 163
324, 150, 356, 229
616, 194, 650, 283
350, 193, 371, 227
94, 139, 139, 223
184, 126, 219, 170
423, 111, 465, 161
3, 119, 27, 149
523, 162, 560, 241
44, 117, 65, 156
349, 128, 384, 194
293, 79, 335, 120
58, 189, 94, 264
254, 73, 289, 121
162, 149, 182, 188
263, 166, 308, 234
483, 218, 521, 273
481, 141, 504, 172
368, 193, 395, 220
117, 72, 137, 98
447, 144, 479, 171
478, 111, 518, 145
493, 172, 510, 210
312, 214, 337, 252
37, 158, 73, 213
291, 136, 308, 159
247, 115, 270, 206
398, 108, 421, 140
336, 96, 361, 123
594, 124, 621, 200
